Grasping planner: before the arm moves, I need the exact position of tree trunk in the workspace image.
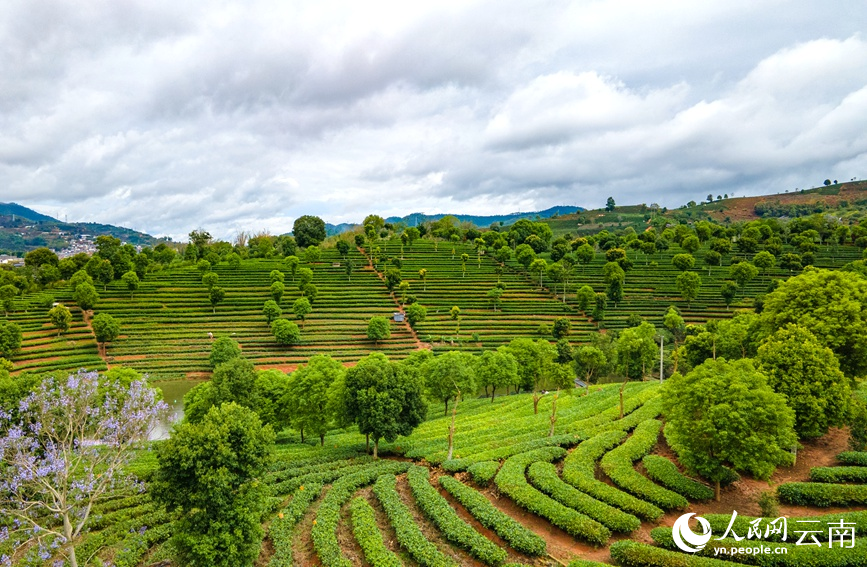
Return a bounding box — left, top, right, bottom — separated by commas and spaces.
715, 479, 721, 502
300, 426, 304, 443
548, 389, 560, 437
366, 433, 370, 454
444, 398, 449, 417
619, 379, 627, 419
491, 388, 496, 403
320, 432, 325, 446
532, 392, 541, 414
446, 396, 459, 460
63, 514, 78, 567
373, 439, 379, 460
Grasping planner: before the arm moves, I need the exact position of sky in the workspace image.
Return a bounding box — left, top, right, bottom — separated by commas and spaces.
1, 1, 866, 241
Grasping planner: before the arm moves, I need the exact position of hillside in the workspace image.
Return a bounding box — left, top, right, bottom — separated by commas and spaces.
546, 179, 867, 236
325, 205, 583, 235
0, 202, 164, 255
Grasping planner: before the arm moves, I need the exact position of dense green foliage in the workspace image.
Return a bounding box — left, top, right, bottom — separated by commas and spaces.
151, 403, 275, 567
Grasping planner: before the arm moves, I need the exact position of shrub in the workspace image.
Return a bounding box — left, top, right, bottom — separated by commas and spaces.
561, 430, 664, 521
373, 473, 457, 567
610, 540, 735, 566
439, 476, 546, 556
467, 461, 500, 486
527, 461, 640, 533
809, 466, 867, 483
407, 466, 507, 565
600, 420, 688, 510
349, 497, 402, 567
777, 482, 867, 507
494, 447, 610, 546
269, 483, 324, 567
641, 455, 714, 501
312, 462, 409, 567
837, 451, 867, 466
758, 490, 779, 518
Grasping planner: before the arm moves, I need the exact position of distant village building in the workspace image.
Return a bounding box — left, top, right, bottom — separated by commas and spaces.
0, 254, 24, 266
393, 312, 405, 323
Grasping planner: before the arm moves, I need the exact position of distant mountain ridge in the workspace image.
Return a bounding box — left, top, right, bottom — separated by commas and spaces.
0, 202, 163, 255
324, 205, 582, 236
0, 202, 58, 222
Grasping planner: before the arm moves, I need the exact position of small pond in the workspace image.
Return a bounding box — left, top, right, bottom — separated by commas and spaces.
150, 380, 205, 440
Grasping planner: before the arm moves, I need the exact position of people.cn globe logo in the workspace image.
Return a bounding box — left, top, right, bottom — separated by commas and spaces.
672, 513, 713, 553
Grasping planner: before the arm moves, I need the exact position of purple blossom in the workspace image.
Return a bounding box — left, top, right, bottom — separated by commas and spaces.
0, 370, 166, 565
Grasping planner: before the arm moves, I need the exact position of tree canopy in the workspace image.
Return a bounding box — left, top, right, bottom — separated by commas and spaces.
663, 358, 797, 500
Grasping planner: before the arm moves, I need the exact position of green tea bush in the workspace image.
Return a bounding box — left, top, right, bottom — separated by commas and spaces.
561, 429, 664, 521
373, 473, 457, 567
439, 476, 546, 556
642, 455, 714, 501
778, 482, 867, 507
349, 497, 403, 567
407, 465, 507, 565
600, 420, 688, 510
837, 451, 867, 466
494, 447, 610, 545
810, 466, 867, 483
467, 461, 500, 485
527, 461, 640, 533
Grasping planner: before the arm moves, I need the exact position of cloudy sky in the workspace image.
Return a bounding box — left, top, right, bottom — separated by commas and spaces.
1, 1, 866, 240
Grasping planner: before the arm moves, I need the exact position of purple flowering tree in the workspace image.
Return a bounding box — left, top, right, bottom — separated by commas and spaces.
0, 370, 167, 567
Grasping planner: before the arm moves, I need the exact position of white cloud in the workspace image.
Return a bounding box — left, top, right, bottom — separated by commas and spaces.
0, 1, 866, 240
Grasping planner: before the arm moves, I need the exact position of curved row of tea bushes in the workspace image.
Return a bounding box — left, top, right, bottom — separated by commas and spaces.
600, 420, 688, 510
641, 455, 714, 501
407, 465, 508, 566
610, 540, 740, 566
494, 447, 610, 546
837, 451, 867, 466
350, 497, 403, 567
526, 461, 641, 533
438, 476, 546, 557
373, 473, 458, 567
269, 483, 325, 567
651, 527, 867, 567
809, 466, 867, 483
561, 429, 664, 521
777, 482, 867, 507
312, 462, 409, 567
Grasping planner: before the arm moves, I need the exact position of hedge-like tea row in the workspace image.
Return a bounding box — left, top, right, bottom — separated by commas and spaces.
350, 497, 403, 567
269, 483, 325, 567
651, 527, 867, 567
407, 465, 508, 566
312, 461, 409, 567
441, 433, 582, 471
561, 429, 664, 521
777, 482, 867, 507
438, 476, 546, 557
610, 540, 740, 566
809, 466, 867, 483
494, 447, 610, 546
567, 561, 614, 567
837, 452, 867, 467
373, 473, 458, 567
600, 420, 688, 510
527, 461, 640, 533
467, 461, 500, 486
270, 461, 373, 496
642, 455, 714, 501
702, 510, 867, 542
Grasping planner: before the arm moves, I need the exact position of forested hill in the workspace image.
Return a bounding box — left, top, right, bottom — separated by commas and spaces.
0, 202, 162, 255
324, 205, 583, 236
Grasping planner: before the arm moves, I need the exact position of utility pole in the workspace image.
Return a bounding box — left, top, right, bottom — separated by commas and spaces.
659, 335, 664, 383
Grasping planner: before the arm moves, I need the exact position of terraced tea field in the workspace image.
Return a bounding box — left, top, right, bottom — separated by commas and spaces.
7, 382, 863, 567
7, 237, 864, 379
